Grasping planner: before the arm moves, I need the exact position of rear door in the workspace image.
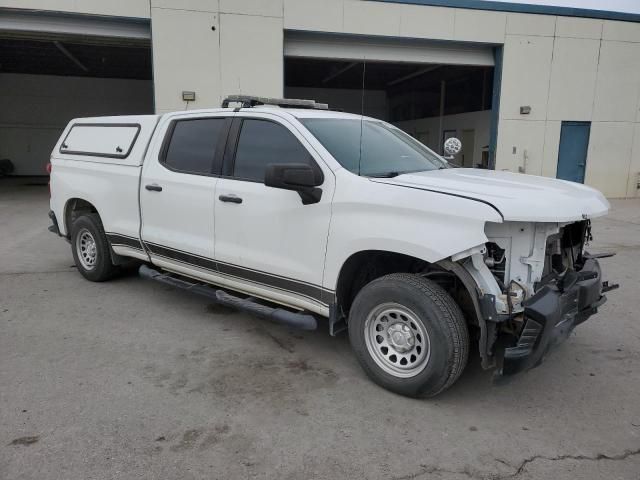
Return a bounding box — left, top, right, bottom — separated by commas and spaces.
213, 113, 335, 314
140, 113, 230, 274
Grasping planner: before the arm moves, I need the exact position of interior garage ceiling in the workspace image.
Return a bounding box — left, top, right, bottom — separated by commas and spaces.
287, 58, 419, 90
286, 58, 489, 90
0, 37, 152, 80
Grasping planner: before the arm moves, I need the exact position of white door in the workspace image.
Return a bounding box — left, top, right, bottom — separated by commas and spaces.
140, 115, 229, 271
214, 115, 335, 313
461, 129, 476, 168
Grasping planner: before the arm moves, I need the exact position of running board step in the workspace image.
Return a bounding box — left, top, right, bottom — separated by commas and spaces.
139, 265, 317, 331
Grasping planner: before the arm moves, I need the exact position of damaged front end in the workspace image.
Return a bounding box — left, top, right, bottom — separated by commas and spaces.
447, 220, 618, 377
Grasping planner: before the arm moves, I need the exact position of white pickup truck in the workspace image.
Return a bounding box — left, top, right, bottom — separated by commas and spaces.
49, 95, 617, 397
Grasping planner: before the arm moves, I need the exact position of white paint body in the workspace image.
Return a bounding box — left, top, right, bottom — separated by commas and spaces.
49, 108, 610, 317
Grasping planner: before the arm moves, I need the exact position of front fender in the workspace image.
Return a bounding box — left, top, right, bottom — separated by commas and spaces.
322, 173, 503, 291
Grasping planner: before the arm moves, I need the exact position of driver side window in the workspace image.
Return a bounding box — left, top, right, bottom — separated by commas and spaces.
233, 119, 313, 182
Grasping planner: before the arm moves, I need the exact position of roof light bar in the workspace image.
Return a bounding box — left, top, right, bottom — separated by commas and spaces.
222, 95, 329, 110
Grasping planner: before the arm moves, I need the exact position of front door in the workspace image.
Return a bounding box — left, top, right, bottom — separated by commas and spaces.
213, 114, 334, 314
557, 121, 591, 183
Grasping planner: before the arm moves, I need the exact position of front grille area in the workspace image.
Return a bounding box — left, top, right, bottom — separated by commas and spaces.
542, 220, 590, 281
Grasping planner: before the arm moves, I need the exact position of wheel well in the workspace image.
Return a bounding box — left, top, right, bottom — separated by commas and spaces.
335, 250, 480, 328
64, 198, 99, 237
335, 251, 426, 314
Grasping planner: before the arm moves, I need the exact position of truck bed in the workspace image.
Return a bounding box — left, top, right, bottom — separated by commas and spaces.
49, 115, 160, 255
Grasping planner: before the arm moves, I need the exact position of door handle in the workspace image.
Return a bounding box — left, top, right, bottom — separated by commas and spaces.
145, 184, 163, 192
218, 194, 242, 204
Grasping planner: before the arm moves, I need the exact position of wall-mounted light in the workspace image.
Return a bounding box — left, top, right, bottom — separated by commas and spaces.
182, 91, 196, 102
520, 105, 531, 115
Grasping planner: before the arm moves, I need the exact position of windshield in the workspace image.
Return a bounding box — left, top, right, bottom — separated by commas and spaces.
300, 118, 448, 177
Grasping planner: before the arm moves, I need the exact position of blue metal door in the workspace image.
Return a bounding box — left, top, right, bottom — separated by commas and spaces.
557, 121, 591, 183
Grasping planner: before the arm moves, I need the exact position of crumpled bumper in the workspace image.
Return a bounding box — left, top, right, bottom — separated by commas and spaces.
501, 258, 613, 376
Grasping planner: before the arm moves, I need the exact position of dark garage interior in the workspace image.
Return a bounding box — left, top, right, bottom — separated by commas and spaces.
0, 35, 153, 177
285, 57, 494, 168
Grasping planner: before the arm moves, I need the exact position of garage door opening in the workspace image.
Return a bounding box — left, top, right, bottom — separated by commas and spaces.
0, 26, 153, 177
284, 34, 497, 169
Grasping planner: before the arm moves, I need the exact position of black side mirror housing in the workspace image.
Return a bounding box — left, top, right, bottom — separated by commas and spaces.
264, 163, 323, 204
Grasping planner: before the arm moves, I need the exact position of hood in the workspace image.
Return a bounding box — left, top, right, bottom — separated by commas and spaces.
371, 168, 609, 222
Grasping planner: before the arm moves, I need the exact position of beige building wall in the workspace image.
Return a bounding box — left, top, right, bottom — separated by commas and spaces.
283, 1, 640, 197
2, 0, 640, 196
284, 0, 507, 43
150, 0, 283, 113
497, 14, 640, 197
150, 6, 221, 113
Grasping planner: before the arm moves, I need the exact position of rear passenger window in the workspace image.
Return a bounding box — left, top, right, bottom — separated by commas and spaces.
163, 118, 225, 174
233, 119, 313, 182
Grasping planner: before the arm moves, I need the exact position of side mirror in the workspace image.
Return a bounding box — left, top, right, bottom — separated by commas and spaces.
264, 163, 323, 205
443, 137, 462, 159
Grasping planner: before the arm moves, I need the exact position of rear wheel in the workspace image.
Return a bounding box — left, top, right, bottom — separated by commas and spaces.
70, 213, 119, 282
348, 273, 469, 398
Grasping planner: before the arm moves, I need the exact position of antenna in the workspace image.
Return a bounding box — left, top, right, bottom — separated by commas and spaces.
357, 59, 366, 176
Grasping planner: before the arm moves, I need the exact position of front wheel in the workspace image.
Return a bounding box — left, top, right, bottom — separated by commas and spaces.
348, 273, 469, 398
70, 213, 119, 282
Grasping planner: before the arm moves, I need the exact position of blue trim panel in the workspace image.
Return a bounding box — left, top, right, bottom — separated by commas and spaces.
488, 45, 503, 170
370, 0, 640, 23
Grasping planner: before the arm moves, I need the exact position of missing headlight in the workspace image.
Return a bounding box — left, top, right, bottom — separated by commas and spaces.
485, 242, 507, 286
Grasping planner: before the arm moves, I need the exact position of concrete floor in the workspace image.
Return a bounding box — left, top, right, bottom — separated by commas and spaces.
1, 180, 639, 480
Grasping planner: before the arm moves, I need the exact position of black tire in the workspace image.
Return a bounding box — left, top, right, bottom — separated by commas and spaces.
348, 273, 469, 398
70, 213, 119, 282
